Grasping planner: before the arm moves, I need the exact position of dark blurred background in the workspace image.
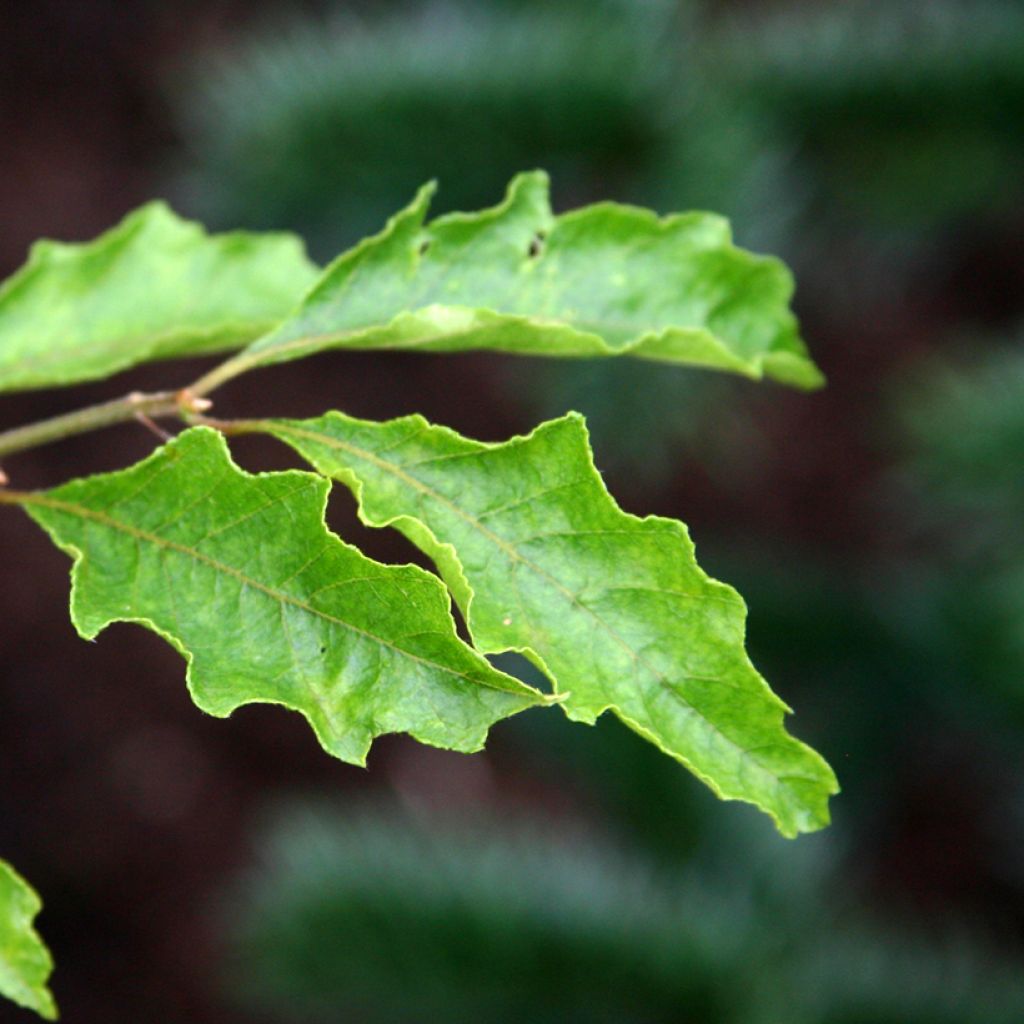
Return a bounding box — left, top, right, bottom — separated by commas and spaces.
3, 0, 1024, 1020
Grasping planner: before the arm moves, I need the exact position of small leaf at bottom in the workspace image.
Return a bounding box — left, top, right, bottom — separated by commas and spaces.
0, 860, 56, 1020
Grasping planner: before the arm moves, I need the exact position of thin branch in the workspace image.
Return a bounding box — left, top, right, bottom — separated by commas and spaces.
0, 389, 210, 463
0, 330, 252, 469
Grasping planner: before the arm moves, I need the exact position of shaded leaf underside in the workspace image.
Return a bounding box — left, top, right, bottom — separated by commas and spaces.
21, 428, 545, 764
0, 861, 56, 1020
0, 202, 317, 393
260, 411, 837, 836
231, 171, 822, 388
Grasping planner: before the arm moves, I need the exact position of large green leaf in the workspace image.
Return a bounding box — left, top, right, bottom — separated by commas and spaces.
217, 172, 821, 389
18, 427, 545, 762
259, 411, 837, 836
0, 860, 56, 1020
0, 203, 317, 393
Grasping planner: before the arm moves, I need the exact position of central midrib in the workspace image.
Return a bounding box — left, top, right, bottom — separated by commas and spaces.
240, 314, 746, 367
20, 490, 525, 696
264, 419, 811, 801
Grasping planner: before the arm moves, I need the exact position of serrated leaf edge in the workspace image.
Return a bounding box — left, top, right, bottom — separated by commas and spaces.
21, 428, 549, 766
0, 200, 317, 389
234, 172, 824, 390
259, 412, 838, 836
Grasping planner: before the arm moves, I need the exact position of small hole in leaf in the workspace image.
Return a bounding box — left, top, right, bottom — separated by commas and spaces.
527, 232, 545, 258
319, 646, 327, 654
418, 238, 431, 256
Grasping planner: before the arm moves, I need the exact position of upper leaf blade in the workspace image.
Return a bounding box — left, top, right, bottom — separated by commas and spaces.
20, 427, 545, 763
0, 860, 56, 1020
230, 172, 822, 389
0, 203, 318, 393
262, 411, 838, 836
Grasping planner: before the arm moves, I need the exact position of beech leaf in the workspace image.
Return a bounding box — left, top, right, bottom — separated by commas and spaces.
19, 428, 545, 762
261, 411, 838, 836
0, 203, 317, 393
230, 172, 822, 389
0, 860, 56, 1020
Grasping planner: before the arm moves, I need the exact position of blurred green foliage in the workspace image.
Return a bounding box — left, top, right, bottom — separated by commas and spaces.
228, 804, 1024, 1024
898, 345, 1024, 523
892, 343, 1024, 702
172, 0, 1024, 252
173, 1, 676, 259
711, 1, 1024, 231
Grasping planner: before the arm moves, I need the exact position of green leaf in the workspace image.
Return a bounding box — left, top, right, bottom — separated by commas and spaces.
0, 203, 318, 393
19, 427, 546, 763
260, 411, 837, 836
0, 860, 56, 1020
228, 172, 822, 389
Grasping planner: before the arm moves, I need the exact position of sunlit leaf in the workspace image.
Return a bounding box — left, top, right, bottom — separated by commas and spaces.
19, 428, 545, 762
0, 860, 56, 1020
0, 203, 317, 393
225, 172, 821, 389
259, 410, 837, 835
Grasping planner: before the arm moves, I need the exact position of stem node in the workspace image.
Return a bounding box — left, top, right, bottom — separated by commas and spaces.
176, 389, 213, 415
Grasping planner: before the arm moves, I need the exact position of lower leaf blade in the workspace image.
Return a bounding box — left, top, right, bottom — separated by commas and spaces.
20, 427, 545, 764
261, 411, 838, 836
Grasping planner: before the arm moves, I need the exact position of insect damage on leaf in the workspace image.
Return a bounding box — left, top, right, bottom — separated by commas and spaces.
218, 171, 822, 389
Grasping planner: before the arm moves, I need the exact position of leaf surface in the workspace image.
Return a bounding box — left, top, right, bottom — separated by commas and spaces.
20, 428, 544, 762
0, 203, 318, 393
227, 172, 821, 389
0, 860, 56, 1020
262, 411, 837, 835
